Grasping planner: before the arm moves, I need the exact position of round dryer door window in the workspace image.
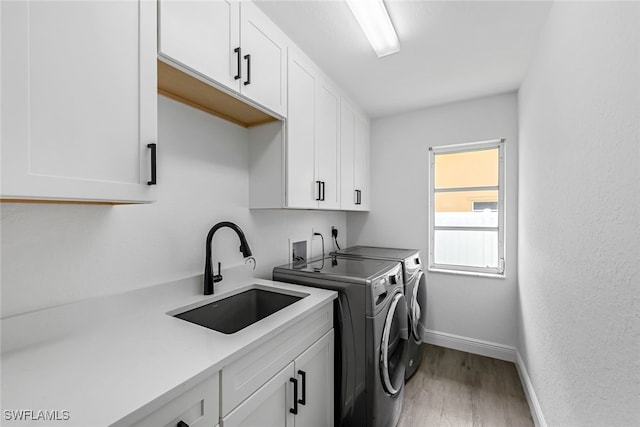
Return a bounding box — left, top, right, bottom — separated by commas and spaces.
380, 291, 408, 396
410, 270, 427, 342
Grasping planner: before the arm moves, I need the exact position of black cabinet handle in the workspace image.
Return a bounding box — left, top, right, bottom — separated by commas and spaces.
244, 54, 251, 86
355, 189, 362, 205
289, 377, 299, 414
234, 47, 241, 80
321, 181, 326, 201
298, 370, 306, 405
315, 181, 322, 201
177, 421, 189, 427
147, 143, 157, 185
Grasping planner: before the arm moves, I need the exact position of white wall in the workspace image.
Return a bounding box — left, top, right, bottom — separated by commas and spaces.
1, 96, 346, 317
347, 92, 519, 348
518, 2, 640, 426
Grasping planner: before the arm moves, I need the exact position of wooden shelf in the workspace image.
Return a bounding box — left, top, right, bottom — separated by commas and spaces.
157, 60, 279, 128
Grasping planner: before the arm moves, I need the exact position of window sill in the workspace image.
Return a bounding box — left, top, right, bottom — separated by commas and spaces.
428, 267, 506, 279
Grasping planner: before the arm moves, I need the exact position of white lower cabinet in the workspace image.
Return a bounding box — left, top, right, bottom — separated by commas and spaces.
223, 330, 334, 427
290, 330, 335, 426
114, 303, 334, 427
223, 362, 295, 427
220, 302, 334, 427
131, 373, 219, 427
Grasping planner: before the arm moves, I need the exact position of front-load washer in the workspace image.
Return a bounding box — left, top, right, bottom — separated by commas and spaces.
273, 256, 407, 427
333, 246, 428, 380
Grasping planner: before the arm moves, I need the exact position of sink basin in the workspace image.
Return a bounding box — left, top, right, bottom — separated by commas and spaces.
174, 288, 303, 334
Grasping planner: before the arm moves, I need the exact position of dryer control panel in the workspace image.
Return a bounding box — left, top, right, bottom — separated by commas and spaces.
404, 253, 423, 275
404, 252, 422, 270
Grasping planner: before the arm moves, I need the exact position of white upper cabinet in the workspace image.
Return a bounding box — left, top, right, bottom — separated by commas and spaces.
159, 0, 240, 92
353, 113, 370, 210
158, 0, 287, 118
250, 45, 367, 212
1, 0, 157, 203
340, 98, 370, 211
286, 47, 340, 209
286, 52, 317, 209
315, 80, 341, 210
239, 1, 288, 117
339, 103, 356, 208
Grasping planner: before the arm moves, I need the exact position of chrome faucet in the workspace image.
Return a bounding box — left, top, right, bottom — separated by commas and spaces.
204, 221, 253, 295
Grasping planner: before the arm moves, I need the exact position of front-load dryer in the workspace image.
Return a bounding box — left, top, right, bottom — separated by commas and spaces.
273, 256, 407, 427
333, 246, 428, 380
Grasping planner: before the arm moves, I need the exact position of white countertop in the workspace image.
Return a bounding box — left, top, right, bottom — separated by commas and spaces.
0, 273, 336, 426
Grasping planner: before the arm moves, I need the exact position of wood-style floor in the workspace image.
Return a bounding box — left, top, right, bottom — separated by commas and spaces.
398, 344, 534, 427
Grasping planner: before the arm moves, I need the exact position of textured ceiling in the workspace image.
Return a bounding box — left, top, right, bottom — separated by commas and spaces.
255, 0, 553, 118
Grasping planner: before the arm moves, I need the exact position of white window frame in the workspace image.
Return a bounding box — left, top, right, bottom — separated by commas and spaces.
428, 138, 505, 276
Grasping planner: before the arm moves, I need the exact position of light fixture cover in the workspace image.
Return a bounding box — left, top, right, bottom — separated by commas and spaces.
346, 0, 400, 57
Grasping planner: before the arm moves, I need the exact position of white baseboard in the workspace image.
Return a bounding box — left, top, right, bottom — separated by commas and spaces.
422, 329, 517, 362
515, 350, 547, 427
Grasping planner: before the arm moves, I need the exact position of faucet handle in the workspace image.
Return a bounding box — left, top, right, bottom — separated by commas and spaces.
213, 262, 223, 283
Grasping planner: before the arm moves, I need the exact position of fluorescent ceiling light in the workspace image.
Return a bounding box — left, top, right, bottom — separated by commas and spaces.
345, 0, 400, 58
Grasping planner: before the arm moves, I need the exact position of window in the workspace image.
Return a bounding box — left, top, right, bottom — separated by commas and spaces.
428, 139, 505, 275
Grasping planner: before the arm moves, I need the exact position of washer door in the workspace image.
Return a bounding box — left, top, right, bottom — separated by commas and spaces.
409, 270, 427, 342
380, 291, 408, 396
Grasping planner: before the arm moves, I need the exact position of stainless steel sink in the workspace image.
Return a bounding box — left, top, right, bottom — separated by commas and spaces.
174, 288, 304, 334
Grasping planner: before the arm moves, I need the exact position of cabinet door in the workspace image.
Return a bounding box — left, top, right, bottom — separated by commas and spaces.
339, 98, 369, 211
1, 0, 157, 203
339, 99, 356, 209
353, 114, 370, 211
315, 82, 341, 210
131, 373, 219, 427
286, 51, 317, 209
240, 1, 288, 117
159, 0, 240, 93
223, 362, 295, 427
294, 330, 335, 427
